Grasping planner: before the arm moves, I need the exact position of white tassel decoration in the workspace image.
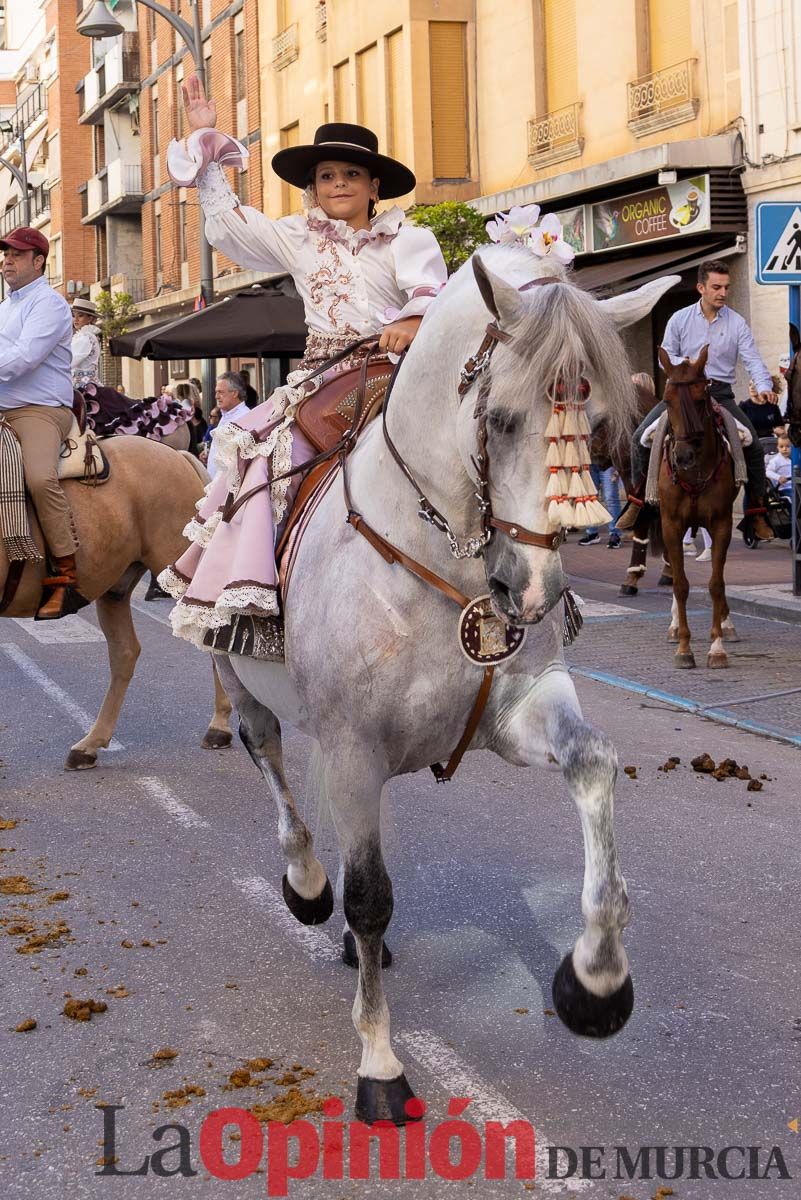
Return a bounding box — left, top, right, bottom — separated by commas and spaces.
544, 410, 562, 439
561, 407, 579, 437
563, 439, 579, 468
568, 470, 584, 499
558, 498, 575, 525
557, 468, 570, 494
576, 408, 592, 439
587, 499, 613, 525
571, 499, 593, 528
548, 498, 561, 524
546, 470, 562, 498
546, 440, 561, 468
580, 469, 596, 495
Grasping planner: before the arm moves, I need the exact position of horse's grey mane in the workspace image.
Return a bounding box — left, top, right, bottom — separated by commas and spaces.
449, 244, 637, 450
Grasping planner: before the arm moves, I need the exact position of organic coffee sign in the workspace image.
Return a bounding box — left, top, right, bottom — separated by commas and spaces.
591, 175, 710, 253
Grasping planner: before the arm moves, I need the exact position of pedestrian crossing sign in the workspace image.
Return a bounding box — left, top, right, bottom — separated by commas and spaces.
756, 202, 801, 283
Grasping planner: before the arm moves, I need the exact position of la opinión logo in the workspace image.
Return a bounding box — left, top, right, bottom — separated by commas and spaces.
97, 1098, 536, 1195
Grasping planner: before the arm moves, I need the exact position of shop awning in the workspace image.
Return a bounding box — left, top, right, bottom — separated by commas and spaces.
110, 281, 306, 361
573, 239, 743, 295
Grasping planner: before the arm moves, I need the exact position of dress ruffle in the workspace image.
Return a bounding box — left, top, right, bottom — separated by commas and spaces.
167, 128, 249, 187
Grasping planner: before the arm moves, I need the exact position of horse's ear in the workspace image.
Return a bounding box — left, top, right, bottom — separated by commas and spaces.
657, 346, 673, 375
791, 324, 801, 353
696, 344, 710, 372
597, 275, 680, 330
472, 256, 524, 326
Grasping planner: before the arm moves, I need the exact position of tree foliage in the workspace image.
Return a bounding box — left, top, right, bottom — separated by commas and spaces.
95, 290, 138, 342
408, 200, 490, 275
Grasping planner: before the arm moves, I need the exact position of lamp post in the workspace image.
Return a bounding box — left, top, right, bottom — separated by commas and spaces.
0, 119, 31, 227
78, 0, 216, 409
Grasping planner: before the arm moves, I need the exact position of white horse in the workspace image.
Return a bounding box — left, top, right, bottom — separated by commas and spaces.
214, 247, 677, 1123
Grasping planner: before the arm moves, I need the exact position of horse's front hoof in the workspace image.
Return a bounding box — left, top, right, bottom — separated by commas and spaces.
552, 953, 633, 1038
65, 748, 97, 771
657, 573, 673, 587
619, 584, 638, 597
355, 1073, 420, 1126
674, 652, 696, 669
201, 728, 233, 750
707, 653, 729, 669
342, 930, 392, 969
282, 874, 334, 926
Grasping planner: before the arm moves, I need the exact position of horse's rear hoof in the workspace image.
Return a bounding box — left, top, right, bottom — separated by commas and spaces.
674, 652, 696, 669
707, 653, 729, 669
282, 874, 334, 926
201, 728, 232, 750
342, 930, 392, 969
619, 584, 638, 596
721, 625, 740, 643
355, 1073, 420, 1125
552, 953, 633, 1038
65, 748, 97, 771
657, 574, 673, 587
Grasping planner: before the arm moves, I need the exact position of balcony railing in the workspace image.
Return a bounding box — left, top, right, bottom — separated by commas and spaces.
79, 34, 140, 125
0, 182, 49, 237
272, 25, 299, 70
527, 103, 583, 169
13, 82, 45, 132
111, 274, 147, 304
315, 3, 327, 41
83, 160, 143, 222
627, 59, 699, 136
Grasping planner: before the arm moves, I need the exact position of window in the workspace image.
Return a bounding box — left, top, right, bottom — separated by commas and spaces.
648, 0, 692, 72
333, 60, 349, 121
544, 0, 577, 112
97, 224, 108, 280
280, 123, 303, 215
356, 43, 379, 133
93, 124, 105, 174
429, 22, 469, 180
47, 131, 60, 183
49, 234, 62, 285
385, 29, 408, 164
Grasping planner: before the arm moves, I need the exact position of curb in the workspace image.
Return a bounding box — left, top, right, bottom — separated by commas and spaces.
698, 591, 801, 626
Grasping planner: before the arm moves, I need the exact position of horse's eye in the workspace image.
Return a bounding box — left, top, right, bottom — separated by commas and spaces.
487, 408, 520, 434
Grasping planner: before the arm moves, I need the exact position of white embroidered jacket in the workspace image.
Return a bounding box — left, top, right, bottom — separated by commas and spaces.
71, 323, 101, 387
167, 130, 448, 344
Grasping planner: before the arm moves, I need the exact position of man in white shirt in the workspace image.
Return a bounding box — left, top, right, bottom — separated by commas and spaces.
206, 372, 250, 477
0, 227, 77, 619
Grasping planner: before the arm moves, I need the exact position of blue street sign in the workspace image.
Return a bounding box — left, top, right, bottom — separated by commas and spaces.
756, 202, 801, 283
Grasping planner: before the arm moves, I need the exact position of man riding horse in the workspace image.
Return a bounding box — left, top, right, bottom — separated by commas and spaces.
619, 258, 776, 542
0, 226, 79, 620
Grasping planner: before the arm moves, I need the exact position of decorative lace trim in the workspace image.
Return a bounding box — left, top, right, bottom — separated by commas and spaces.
157, 565, 189, 599
167, 129, 248, 188
269, 423, 294, 531
197, 161, 239, 217
168, 585, 280, 649
183, 508, 222, 547
212, 404, 297, 494
306, 205, 404, 253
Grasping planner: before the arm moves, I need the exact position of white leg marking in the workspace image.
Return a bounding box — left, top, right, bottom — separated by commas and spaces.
1, 643, 123, 750
137, 776, 210, 829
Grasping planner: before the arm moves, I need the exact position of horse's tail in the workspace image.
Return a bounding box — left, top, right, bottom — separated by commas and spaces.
179, 450, 210, 487
649, 512, 664, 560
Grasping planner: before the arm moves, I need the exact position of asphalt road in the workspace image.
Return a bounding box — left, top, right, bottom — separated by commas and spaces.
1, 579, 799, 1200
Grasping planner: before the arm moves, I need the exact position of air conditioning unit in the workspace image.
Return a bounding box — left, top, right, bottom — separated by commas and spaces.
24, 62, 39, 83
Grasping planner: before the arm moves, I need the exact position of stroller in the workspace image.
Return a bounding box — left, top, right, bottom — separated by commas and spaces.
741, 435, 792, 547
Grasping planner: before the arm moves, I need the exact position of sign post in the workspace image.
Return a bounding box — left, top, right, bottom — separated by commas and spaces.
755, 202, 801, 595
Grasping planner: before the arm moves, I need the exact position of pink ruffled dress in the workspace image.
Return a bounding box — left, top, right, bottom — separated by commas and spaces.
157, 129, 447, 647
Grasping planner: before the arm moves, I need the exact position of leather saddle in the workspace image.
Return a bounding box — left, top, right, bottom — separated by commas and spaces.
293, 358, 394, 454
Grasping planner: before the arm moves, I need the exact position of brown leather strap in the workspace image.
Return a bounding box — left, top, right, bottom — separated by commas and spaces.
0, 559, 24, 614
346, 511, 471, 609
486, 517, 564, 550
430, 666, 495, 782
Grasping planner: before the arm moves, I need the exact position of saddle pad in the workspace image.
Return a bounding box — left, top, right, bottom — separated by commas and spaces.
294, 360, 393, 454
641, 415, 752, 447
58, 416, 109, 484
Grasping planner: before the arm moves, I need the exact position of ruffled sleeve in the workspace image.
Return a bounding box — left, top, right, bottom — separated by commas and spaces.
166, 129, 304, 276
382, 224, 448, 324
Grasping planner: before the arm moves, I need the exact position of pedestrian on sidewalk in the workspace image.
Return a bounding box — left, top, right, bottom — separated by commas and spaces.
683, 527, 712, 562
578, 464, 623, 547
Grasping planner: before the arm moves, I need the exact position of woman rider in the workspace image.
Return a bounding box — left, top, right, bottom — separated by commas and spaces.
159, 75, 448, 647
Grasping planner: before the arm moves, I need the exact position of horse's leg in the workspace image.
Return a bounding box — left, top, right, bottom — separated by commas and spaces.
707, 514, 734, 668
663, 519, 694, 667
325, 756, 414, 1124
213, 654, 332, 921
65, 568, 145, 770
619, 534, 648, 596
502, 670, 633, 1037
200, 659, 234, 750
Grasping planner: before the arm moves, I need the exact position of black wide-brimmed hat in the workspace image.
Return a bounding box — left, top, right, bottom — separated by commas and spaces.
271, 123, 416, 200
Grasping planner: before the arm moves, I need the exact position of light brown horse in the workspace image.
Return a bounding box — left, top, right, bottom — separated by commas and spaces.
1, 435, 232, 768
657, 346, 739, 668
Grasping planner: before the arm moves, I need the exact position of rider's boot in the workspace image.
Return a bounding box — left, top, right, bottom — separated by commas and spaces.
36, 554, 78, 621
616, 477, 651, 531
738, 499, 775, 542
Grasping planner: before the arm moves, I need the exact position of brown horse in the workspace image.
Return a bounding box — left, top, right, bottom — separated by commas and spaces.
657, 346, 739, 668
1, 435, 232, 768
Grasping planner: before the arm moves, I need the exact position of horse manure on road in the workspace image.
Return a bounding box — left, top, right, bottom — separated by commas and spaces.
623, 765, 638, 778
250, 1086, 327, 1125
691, 753, 716, 773
62, 998, 107, 1022
14, 1018, 36, 1032
0, 874, 35, 894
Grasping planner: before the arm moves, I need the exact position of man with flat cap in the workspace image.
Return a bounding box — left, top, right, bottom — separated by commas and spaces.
0, 227, 78, 619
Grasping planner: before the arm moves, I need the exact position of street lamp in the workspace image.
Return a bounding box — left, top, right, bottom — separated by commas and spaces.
78, 0, 216, 408
0, 118, 31, 227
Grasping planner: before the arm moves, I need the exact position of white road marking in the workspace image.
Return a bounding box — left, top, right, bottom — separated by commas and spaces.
12, 615, 106, 644
234, 874, 341, 963
137, 776, 210, 829
582, 599, 645, 617
0, 643, 122, 750
397, 1031, 589, 1193
130, 597, 172, 628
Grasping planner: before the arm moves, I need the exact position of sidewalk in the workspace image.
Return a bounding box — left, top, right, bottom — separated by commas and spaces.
561, 531, 801, 623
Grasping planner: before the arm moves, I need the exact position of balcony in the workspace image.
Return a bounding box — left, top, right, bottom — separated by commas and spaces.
13, 82, 45, 132
0, 182, 49, 237
315, 3, 327, 42
110, 273, 147, 304
82, 160, 143, 224
627, 60, 699, 137
79, 34, 140, 126
272, 25, 299, 70
527, 103, 583, 169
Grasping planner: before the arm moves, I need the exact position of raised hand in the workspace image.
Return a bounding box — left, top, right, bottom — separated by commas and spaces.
182, 73, 217, 133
